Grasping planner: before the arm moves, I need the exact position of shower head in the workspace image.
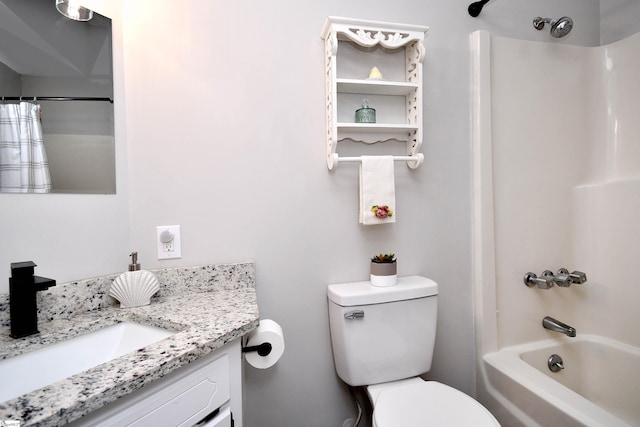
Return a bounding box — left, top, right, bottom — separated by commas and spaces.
533, 16, 574, 38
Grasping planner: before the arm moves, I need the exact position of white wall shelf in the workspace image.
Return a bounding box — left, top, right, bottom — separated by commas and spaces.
336, 79, 419, 96
337, 123, 419, 133
321, 16, 429, 170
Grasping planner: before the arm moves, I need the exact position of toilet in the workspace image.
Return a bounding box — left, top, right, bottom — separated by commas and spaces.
327, 276, 500, 427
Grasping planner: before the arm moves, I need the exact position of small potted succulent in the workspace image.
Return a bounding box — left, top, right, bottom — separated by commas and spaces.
370, 253, 397, 287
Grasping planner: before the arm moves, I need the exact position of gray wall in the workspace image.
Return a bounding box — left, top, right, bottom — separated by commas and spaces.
2, 1, 638, 426
0, 61, 20, 95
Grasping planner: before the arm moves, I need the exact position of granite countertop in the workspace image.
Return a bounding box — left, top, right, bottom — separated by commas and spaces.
0, 263, 260, 427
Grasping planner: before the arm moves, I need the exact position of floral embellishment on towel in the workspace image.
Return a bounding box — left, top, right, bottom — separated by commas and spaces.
371, 205, 393, 219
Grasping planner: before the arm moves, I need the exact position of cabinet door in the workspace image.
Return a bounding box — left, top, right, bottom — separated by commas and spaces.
127, 353, 229, 427
196, 407, 232, 427
75, 351, 231, 427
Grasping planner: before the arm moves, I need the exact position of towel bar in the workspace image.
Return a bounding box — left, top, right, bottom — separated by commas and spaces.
330, 153, 424, 169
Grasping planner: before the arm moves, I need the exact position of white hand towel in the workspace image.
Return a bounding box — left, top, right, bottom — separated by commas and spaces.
359, 156, 396, 225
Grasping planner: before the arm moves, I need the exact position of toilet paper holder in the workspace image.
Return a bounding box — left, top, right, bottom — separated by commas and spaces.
242, 342, 273, 357
243, 319, 285, 369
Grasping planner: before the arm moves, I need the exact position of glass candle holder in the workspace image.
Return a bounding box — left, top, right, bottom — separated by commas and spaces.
355, 100, 376, 123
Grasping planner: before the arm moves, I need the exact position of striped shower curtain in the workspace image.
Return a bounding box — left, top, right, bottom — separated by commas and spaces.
0, 102, 51, 193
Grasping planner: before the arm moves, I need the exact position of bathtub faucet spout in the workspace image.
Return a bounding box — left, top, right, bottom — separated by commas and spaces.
542, 316, 576, 337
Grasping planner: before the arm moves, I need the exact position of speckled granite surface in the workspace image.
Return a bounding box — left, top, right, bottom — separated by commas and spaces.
0, 262, 259, 427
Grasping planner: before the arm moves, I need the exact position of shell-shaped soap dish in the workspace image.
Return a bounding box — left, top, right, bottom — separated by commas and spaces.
109, 270, 160, 308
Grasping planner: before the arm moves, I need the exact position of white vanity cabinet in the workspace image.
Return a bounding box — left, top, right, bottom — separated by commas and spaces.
321, 17, 429, 170
71, 340, 243, 427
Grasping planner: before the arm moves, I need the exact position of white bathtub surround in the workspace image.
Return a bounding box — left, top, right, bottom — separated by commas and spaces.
0, 262, 259, 427
471, 30, 640, 427
484, 335, 640, 426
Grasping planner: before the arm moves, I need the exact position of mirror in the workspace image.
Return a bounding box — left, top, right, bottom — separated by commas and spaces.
0, 0, 115, 194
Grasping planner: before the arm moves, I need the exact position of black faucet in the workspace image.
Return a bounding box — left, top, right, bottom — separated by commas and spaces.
9, 261, 56, 338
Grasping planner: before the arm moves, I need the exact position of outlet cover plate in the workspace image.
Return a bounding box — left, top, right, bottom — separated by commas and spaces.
156, 225, 181, 259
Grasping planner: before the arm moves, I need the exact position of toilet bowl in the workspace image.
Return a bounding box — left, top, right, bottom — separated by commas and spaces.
367, 378, 500, 427
327, 276, 500, 426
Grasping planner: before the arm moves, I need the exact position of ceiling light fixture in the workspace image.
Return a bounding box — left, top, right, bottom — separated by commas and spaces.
55, 0, 93, 22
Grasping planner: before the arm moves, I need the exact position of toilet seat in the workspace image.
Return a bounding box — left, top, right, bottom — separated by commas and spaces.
372, 380, 500, 427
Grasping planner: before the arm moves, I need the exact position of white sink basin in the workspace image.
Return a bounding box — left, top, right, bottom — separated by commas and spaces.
0, 322, 175, 402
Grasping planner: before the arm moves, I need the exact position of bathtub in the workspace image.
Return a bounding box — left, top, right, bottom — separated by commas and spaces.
482, 335, 640, 427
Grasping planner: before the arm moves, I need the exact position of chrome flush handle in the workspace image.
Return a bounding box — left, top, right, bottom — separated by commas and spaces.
344, 310, 364, 319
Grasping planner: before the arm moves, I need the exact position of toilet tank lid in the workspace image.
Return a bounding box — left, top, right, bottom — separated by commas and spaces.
328, 276, 438, 306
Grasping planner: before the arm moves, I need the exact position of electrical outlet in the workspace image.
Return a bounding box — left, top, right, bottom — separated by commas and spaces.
156, 225, 181, 260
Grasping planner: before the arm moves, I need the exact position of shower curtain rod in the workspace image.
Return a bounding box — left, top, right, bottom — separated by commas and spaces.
1, 96, 113, 103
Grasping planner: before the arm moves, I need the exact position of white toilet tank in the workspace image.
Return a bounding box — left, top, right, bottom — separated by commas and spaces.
327, 276, 438, 386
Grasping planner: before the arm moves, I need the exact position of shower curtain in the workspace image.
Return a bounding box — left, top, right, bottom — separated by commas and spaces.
0, 102, 51, 193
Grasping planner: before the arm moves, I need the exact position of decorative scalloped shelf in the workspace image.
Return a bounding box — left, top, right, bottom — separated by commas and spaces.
322, 16, 429, 170
337, 123, 418, 145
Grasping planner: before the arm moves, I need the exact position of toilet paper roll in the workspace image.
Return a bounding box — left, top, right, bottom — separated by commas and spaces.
244, 319, 285, 369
